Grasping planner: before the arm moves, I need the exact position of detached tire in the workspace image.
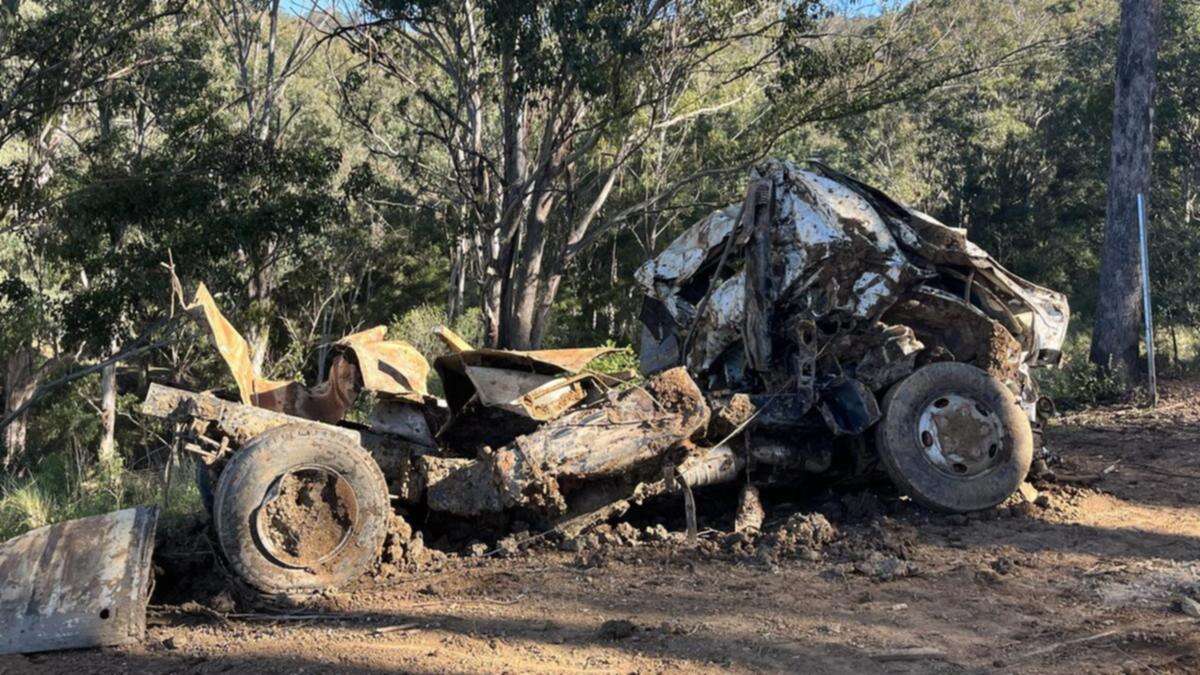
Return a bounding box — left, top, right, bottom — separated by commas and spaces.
875, 362, 1032, 513
212, 424, 389, 594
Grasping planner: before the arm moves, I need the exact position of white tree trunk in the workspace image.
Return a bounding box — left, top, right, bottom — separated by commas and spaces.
97, 361, 117, 467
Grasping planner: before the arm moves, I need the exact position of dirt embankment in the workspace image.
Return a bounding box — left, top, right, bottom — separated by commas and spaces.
12, 380, 1200, 674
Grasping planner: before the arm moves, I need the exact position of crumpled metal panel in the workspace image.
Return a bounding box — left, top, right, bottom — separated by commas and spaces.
189, 282, 291, 407
807, 162, 1070, 363
189, 284, 430, 421
0, 506, 158, 655
635, 159, 1069, 384
336, 326, 429, 402
434, 347, 613, 419
436, 347, 615, 377
463, 366, 589, 421
637, 159, 928, 375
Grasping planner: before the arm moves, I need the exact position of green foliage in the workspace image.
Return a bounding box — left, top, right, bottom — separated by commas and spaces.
1034, 332, 1128, 409
390, 305, 484, 362
0, 451, 201, 540
587, 343, 640, 376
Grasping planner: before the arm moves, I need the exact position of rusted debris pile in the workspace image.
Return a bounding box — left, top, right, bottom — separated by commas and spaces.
134, 157, 1068, 597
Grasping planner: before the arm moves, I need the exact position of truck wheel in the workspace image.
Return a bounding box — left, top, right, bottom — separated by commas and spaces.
212, 424, 390, 594
875, 362, 1032, 513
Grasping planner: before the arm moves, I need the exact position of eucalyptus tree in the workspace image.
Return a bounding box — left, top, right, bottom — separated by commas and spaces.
328, 0, 1076, 349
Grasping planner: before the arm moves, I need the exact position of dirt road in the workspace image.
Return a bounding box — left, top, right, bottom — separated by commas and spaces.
8, 381, 1200, 674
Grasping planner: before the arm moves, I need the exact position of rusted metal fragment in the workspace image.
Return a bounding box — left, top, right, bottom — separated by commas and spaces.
188, 284, 429, 422
336, 327, 430, 402
463, 366, 589, 421
433, 325, 473, 353
0, 506, 157, 655
189, 283, 309, 410
434, 345, 615, 445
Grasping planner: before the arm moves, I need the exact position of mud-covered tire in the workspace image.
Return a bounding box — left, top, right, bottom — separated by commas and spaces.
875, 362, 1032, 513
212, 424, 389, 594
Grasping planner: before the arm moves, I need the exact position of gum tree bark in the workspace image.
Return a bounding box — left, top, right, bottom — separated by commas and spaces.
1091, 0, 1161, 379
3, 350, 36, 468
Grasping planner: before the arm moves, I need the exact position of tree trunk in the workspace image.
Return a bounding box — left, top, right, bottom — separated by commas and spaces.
1091, 0, 1161, 380
98, 361, 117, 468
3, 349, 37, 468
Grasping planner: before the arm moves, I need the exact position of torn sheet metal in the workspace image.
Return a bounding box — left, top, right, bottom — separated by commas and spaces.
188, 283, 430, 422
0, 506, 158, 655
464, 366, 590, 421
336, 326, 430, 402
434, 346, 614, 432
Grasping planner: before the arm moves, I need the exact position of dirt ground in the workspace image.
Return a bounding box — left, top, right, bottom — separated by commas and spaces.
8, 380, 1200, 674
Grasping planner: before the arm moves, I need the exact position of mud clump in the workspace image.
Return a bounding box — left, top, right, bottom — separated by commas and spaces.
646, 367, 710, 436
755, 513, 838, 563
263, 470, 355, 565
375, 513, 446, 580
597, 618, 637, 640
849, 552, 920, 582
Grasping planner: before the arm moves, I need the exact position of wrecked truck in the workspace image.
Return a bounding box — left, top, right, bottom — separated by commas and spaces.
140, 158, 1068, 595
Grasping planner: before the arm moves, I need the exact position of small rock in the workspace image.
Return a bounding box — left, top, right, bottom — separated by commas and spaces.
1017, 482, 1040, 504
853, 552, 919, 581
406, 533, 426, 566
975, 567, 1004, 585
734, 484, 765, 533
207, 590, 235, 614
1177, 595, 1200, 618
642, 524, 670, 542
468, 542, 489, 557
597, 619, 637, 640
599, 530, 623, 546
991, 557, 1015, 575
614, 521, 639, 544
496, 536, 520, 558
1034, 494, 1052, 509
